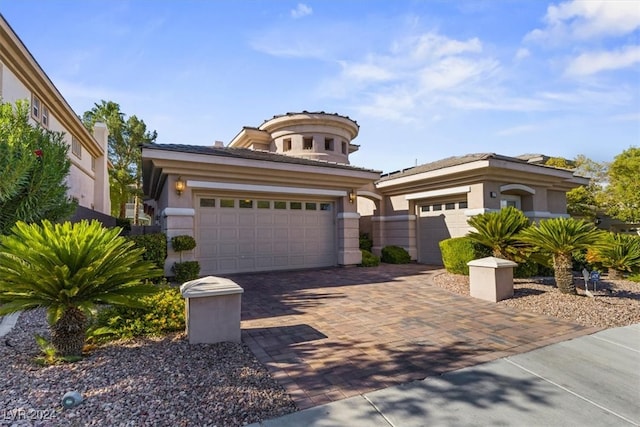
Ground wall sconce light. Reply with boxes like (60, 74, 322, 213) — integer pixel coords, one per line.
(489, 191, 497, 198)
(348, 189, 356, 204)
(175, 176, 186, 196)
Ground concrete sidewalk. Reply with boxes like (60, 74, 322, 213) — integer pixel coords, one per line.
(249, 323, 640, 426)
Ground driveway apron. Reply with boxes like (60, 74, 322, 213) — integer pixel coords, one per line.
(232, 264, 598, 410)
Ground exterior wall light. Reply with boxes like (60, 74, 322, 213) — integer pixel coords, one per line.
(349, 189, 357, 203)
(489, 191, 497, 198)
(175, 176, 186, 196)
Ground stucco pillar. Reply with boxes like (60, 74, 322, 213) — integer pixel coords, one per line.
(162, 207, 196, 276)
(91, 122, 110, 215)
(337, 212, 362, 265)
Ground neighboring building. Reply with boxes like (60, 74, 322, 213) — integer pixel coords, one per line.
(0, 14, 110, 215)
(360, 153, 590, 264)
(143, 111, 589, 276)
(142, 112, 380, 276)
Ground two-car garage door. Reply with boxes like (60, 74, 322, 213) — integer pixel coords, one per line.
(196, 196, 336, 275)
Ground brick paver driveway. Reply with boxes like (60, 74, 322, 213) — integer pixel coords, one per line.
(232, 264, 598, 409)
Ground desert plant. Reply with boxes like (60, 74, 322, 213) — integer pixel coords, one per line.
(0, 220, 161, 357)
(518, 217, 604, 294)
(381, 245, 411, 264)
(95, 285, 185, 340)
(587, 233, 640, 279)
(360, 249, 380, 267)
(467, 206, 530, 260)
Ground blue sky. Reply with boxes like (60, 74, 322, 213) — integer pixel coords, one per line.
(2, 0, 639, 173)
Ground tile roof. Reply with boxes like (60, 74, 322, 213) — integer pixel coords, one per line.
(142, 143, 380, 173)
(378, 152, 554, 181)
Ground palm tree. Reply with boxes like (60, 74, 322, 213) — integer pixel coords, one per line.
(0, 220, 161, 357)
(518, 217, 604, 294)
(588, 233, 640, 279)
(467, 206, 530, 259)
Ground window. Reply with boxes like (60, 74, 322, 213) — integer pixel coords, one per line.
(274, 201, 287, 209)
(303, 137, 313, 150)
(71, 136, 82, 159)
(200, 198, 216, 207)
(420, 206, 430, 212)
(341, 141, 348, 154)
(31, 95, 41, 120)
(91, 156, 96, 171)
(257, 200, 270, 209)
(41, 106, 49, 128)
(320, 203, 332, 211)
(445, 203, 455, 210)
(433, 204, 442, 211)
(283, 138, 292, 152)
(305, 202, 317, 210)
(324, 138, 334, 151)
(239, 199, 253, 208)
(220, 199, 235, 208)
(500, 195, 521, 210)
(290, 202, 302, 210)
(459, 201, 468, 209)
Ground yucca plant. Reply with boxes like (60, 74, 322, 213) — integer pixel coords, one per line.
(588, 233, 640, 279)
(0, 220, 161, 357)
(467, 206, 530, 260)
(518, 217, 604, 294)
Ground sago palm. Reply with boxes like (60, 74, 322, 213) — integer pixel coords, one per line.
(467, 206, 530, 260)
(518, 217, 603, 294)
(588, 233, 640, 279)
(0, 220, 161, 357)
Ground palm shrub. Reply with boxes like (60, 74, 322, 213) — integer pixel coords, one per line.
(587, 233, 640, 279)
(467, 206, 530, 260)
(0, 220, 161, 357)
(518, 217, 604, 294)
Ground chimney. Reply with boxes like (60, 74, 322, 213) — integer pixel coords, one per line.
(214, 140, 224, 148)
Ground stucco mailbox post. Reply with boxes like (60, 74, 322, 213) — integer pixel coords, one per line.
(467, 257, 518, 303)
(180, 276, 244, 344)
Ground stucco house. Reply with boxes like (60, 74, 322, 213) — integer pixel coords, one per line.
(359, 153, 590, 264)
(0, 14, 110, 215)
(143, 111, 589, 276)
(142, 112, 380, 276)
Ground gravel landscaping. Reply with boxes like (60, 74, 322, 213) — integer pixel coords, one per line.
(433, 272, 640, 328)
(2, 271, 639, 426)
(0, 309, 295, 427)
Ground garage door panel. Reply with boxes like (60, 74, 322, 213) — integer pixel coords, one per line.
(197, 197, 336, 275)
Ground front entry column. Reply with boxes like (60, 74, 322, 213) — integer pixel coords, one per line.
(337, 212, 362, 266)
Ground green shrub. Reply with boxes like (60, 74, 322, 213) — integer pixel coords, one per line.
(171, 235, 197, 252)
(440, 237, 478, 275)
(126, 233, 167, 272)
(172, 261, 200, 283)
(359, 233, 373, 252)
(95, 285, 185, 340)
(381, 245, 411, 264)
(360, 249, 380, 267)
(514, 258, 540, 278)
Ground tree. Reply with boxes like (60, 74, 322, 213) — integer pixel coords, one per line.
(518, 217, 604, 294)
(0, 220, 161, 357)
(0, 100, 76, 234)
(603, 147, 640, 223)
(467, 207, 530, 260)
(82, 101, 157, 221)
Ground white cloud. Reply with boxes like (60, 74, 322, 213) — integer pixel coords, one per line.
(526, 0, 640, 42)
(291, 3, 313, 19)
(340, 61, 395, 82)
(565, 45, 640, 76)
(608, 112, 640, 122)
(515, 48, 530, 61)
